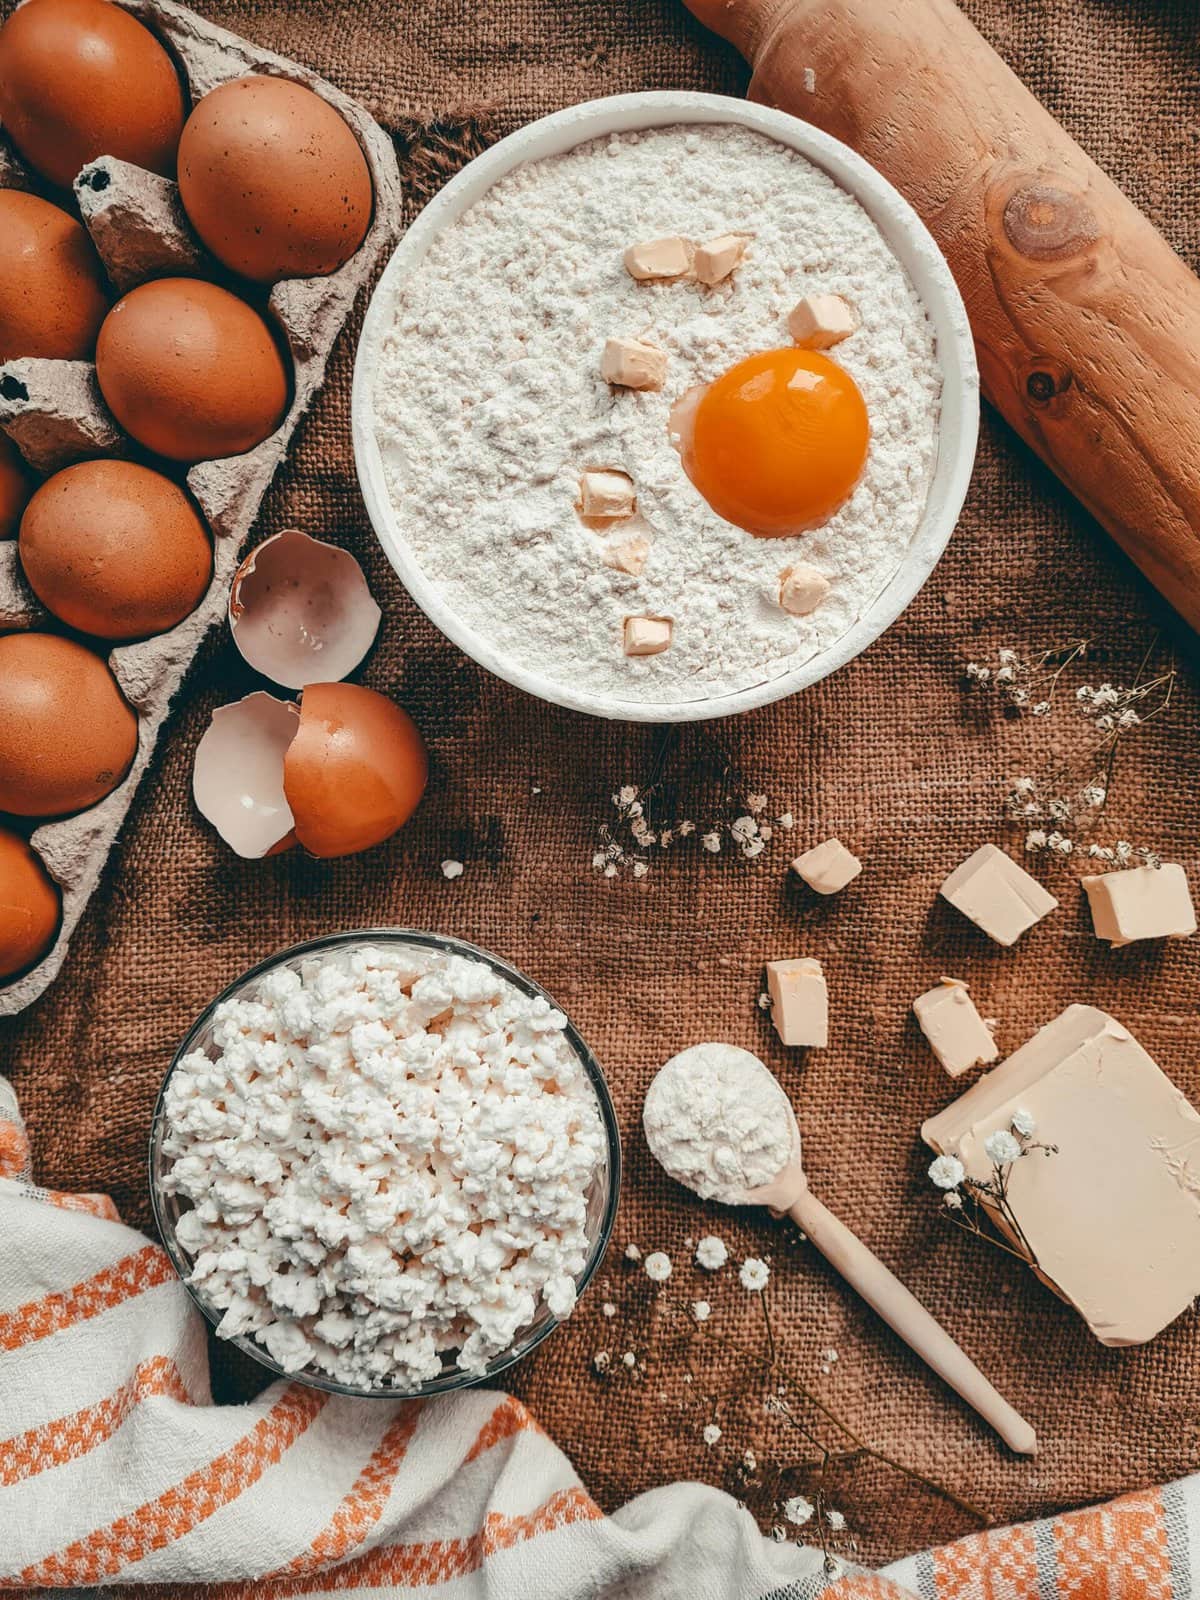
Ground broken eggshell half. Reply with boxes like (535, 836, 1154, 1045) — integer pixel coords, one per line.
(228, 529, 381, 691)
(193, 682, 428, 860)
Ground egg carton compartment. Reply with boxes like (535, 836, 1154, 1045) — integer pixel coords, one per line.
(0, 0, 402, 1015)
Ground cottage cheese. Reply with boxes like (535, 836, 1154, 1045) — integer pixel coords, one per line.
(159, 943, 609, 1390)
(372, 122, 941, 704)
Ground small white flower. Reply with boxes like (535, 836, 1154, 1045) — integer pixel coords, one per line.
(776, 812, 794, 830)
(621, 1351, 637, 1368)
(624, 1243, 642, 1262)
(757, 824, 773, 843)
(701, 832, 722, 854)
(440, 859, 465, 880)
(702, 1423, 722, 1446)
(1011, 1108, 1036, 1138)
(998, 648, 1019, 666)
(944, 1190, 963, 1211)
(995, 665, 1015, 683)
(603, 862, 619, 878)
(643, 1251, 671, 1283)
(928, 1154, 964, 1191)
(617, 786, 638, 805)
(743, 1448, 757, 1472)
(740, 837, 766, 859)
(1025, 829, 1047, 853)
(591, 851, 608, 870)
(632, 861, 649, 879)
(757, 991, 771, 1011)
(747, 794, 768, 814)
(1093, 684, 1119, 707)
(695, 1236, 728, 1271)
(692, 1300, 711, 1323)
(678, 820, 695, 836)
(1114, 840, 1134, 862)
(783, 1495, 814, 1526)
(1032, 700, 1052, 716)
(593, 1350, 611, 1373)
(1080, 784, 1107, 808)
(739, 1257, 770, 1293)
(985, 1129, 1023, 1166)
(826, 1509, 846, 1531)
(1013, 776, 1037, 794)
(1095, 714, 1115, 732)
(731, 815, 759, 842)
(602, 1302, 616, 1318)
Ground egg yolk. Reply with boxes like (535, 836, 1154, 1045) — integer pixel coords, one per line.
(684, 347, 869, 536)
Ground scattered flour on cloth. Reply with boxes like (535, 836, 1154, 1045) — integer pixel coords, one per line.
(373, 122, 941, 704)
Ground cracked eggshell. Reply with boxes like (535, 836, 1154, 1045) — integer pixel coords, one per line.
(284, 682, 428, 859)
(192, 691, 299, 860)
(229, 528, 381, 690)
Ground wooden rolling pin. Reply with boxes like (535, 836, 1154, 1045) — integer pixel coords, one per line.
(686, 0, 1200, 633)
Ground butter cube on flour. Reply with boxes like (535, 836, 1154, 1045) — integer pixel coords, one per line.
(602, 337, 668, 391)
(624, 615, 671, 656)
(766, 958, 828, 1048)
(693, 233, 750, 286)
(1082, 863, 1196, 948)
(787, 293, 858, 350)
(791, 837, 861, 895)
(604, 535, 649, 577)
(579, 469, 636, 520)
(913, 977, 998, 1078)
(779, 564, 830, 617)
(624, 236, 694, 281)
(940, 842, 1058, 947)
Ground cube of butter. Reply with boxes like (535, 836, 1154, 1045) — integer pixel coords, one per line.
(766, 957, 827, 1048)
(787, 292, 858, 350)
(624, 615, 671, 656)
(693, 233, 750, 287)
(624, 236, 693, 281)
(940, 843, 1058, 947)
(604, 534, 649, 577)
(1082, 863, 1196, 948)
(913, 977, 998, 1078)
(779, 563, 830, 617)
(791, 837, 861, 895)
(602, 337, 668, 391)
(579, 468, 636, 520)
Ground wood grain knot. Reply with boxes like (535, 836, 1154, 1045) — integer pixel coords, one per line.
(1023, 358, 1074, 406)
(1003, 183, 1098, 261)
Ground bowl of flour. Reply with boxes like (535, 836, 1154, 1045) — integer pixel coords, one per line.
(149, 931, 620, 1397)
(353, 92, 977, 721)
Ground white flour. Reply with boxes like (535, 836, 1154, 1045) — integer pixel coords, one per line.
(373, 123, 941, 704)
(643, 1042, 794, 1203)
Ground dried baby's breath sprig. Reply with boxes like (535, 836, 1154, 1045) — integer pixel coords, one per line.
(929, 1113, 1058, 1270)
(967, 633, 1175, 865)
(590, 727, 796, 877)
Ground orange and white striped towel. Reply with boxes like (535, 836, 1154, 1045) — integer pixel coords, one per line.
(3, 1073, 1195, 1599)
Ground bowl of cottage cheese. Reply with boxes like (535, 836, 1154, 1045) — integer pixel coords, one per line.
(353, 91, 978, 722)
(149, 931, 620, 1396)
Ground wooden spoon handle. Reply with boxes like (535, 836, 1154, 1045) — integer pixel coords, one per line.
(789, 1187, 1037, 1454)
(685, 0, 1200, 634)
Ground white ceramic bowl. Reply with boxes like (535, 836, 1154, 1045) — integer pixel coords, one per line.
(352, 91, 978, 723)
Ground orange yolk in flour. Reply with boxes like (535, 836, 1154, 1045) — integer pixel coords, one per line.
(676, 347, 869, 536)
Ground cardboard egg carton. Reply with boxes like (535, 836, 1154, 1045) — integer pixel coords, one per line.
(0, 0, 401, 1014)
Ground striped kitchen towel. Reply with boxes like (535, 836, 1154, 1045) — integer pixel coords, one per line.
(0, 1074, 1193, 1597)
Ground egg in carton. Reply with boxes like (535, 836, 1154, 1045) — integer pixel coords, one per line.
(0, 0, 402, 1014)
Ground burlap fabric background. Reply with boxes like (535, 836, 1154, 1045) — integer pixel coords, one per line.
(2, 0, 1198, 1567)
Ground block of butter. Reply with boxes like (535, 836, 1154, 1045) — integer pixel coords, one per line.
(766, 958, 827, 1048)
(913, 977, 998, 1077)
(923, 1005, 1200, 1346)
(940, 843, 1058, 947)
(1082, 863, 1196, 948)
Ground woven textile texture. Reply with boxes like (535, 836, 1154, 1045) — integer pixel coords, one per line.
(1, 0, 1198, 1568)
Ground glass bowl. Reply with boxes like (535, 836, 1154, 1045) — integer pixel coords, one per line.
(148, 929, 621, 1399)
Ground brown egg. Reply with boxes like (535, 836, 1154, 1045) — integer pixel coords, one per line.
(0, 433, 35, 540)
(19, 459, 212, 640)
(0, 190, 110, 361)
(178, 76, 372, 283)
(0, 632, 137, 816)
(95, 277, 289, 462)
(283, 683, 427, 858)
(0, 825, 60, 979)
(0, 0, 186, 188)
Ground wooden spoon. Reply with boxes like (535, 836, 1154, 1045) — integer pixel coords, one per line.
(644, 1044, 1036, 1455)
